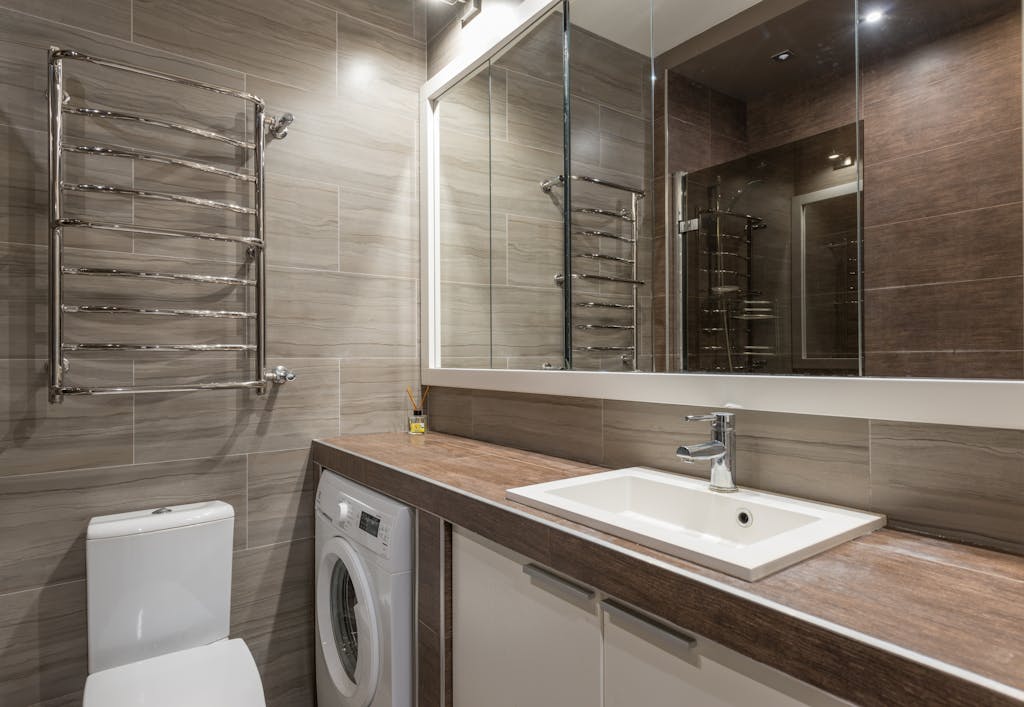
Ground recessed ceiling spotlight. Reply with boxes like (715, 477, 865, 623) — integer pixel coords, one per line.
(863, 9, 884, 23)
(771, 50, 793, 63)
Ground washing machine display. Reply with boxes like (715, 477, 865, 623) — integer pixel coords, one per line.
(316, 469, 414, 707)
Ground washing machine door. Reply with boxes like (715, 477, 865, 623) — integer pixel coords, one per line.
(317, 536, 382, 707)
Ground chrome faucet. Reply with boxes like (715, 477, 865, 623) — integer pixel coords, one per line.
(676, 412, 738, 492)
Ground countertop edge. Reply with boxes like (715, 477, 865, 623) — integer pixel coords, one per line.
(311, 437, 1024, 707)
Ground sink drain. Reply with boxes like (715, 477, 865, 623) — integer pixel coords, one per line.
(736, 509, 753, 527)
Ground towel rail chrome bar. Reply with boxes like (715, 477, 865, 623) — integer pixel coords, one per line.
(62, 266, 255, 287)
(576, 301, 635, 309)
(64, 144, 255, 181)
(52, 49, 265, 104)
(574, 346, 636, 352)
(58, 381, 267, 396)
(576, 252, 635, 265)
(576, 324, 636, 330)
(62, 182, 255, 214)
(64, 107, 253, 149)
(542, 174, 645, 196)
(62, 343, 256, 352)
(63, 305, 256, 319)
(58, 219, 263, 247)
(558, 272, 645, 286)
(573, 207, 634, 222)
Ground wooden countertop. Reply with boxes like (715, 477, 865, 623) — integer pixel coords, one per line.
(312, 432, 1024, 707)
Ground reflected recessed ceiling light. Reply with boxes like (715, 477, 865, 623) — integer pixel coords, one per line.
(771, 50, 793, 62)
(864, 10, 884, 23)
(827, 151, 841, 160)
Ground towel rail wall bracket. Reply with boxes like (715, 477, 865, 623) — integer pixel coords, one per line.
(47, 47, 296, 402)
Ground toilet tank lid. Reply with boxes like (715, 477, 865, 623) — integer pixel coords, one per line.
(88, 501, 234, 541)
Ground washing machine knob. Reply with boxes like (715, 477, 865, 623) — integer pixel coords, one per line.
(337, 501, 350, 524)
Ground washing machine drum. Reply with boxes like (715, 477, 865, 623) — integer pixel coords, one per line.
(317, 536, 382, 707)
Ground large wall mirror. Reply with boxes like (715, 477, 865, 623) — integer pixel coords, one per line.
(423, 0, 1023, 425)
(430, 0, 1023, 381)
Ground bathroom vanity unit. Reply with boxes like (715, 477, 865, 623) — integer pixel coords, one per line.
(311, 433, 1024, 707)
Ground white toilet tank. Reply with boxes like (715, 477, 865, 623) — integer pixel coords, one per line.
(86, 501, 234, 673)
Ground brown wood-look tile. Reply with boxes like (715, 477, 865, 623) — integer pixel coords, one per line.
(0, 579, 87, 707)
(0, 358, 133, 477)
(864, 203, 1023, 289)
(870, 421, 1024, 553)
(133, 0, 337, 92)
(133, 358, 340, 463)
(865, 350, 1024, 380)
(470, 390, 603, 464)
(666, 116, 709, 173)
(506, 215, 564, 288)
(0, 454, 247, 595)
(491, 285, 563, 362)
(666, 71, 709, 131)
(231, 538, 315, 707)
(862, 8, 1021, 165)
(864, 276, 1024, 354)
(570, 26, 647, 117)
(247, 449, 317, 549)
(426, 387, 475, 438)
(746, 72, 856, 153)
(417, 510, 442, 635)
(417, 621, 442, 707)
(864, 128, 1022, 227)
(603, 401, 872, 509)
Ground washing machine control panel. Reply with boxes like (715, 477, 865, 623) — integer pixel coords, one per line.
(318, 489, 394, 557)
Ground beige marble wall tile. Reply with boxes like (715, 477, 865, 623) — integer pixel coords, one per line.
(247, 448, 316, 549)
(0, 0, 130, 39)
(870, 421, 1024, 552)
(0, 7, 245, 133)
(0, 243, 46, 359)
(440, 281, 490, 363)
(133, 358, 340, 462)
(506, 214, 563, 287)
(471, 390, 603, 464)
(231, 538, 315, 707)
(133, 0, 337, 92)
(602, 399, 705, 471)
(324, 0, 422, 40)
(337, 13, 425, 118)
(340, 358, 421, 433)
(0, 455, 247, 595)
(268, 269, 418, 358)
(506, 70, 563, 154)
(440, 206, 501, 286)
(492, 285, 563, 360)
(340, 183, 419, 279)
(0, 358, 133, 477)
(491, 139, 563, 218)
(570, 27, 647, 117)
(266, 174, 340, 271)
(0, 579, 87, 707)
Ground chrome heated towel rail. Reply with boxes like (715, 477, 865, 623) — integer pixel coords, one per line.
(543, 174, 645, 370)
(47, 48, 296, 402)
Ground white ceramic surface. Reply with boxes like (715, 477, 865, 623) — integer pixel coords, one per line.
(507, 468, 885, 581)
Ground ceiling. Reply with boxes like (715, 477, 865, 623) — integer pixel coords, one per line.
(570, 0, 765, 55)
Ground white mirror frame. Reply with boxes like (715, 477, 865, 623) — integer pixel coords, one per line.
(420, 0, 1024, 429)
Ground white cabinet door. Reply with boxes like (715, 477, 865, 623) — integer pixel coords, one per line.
(452, 528, 602, 707)
(602, 600, 851, 707)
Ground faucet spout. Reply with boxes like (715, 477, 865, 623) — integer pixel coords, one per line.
(677, 412, 738, 492)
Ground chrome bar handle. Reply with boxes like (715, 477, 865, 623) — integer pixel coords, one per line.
(523, 564, 595, 602)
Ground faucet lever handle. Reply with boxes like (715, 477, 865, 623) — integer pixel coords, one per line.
(684, 414, 716, 422)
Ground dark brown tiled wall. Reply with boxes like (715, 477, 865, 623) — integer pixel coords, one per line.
(0, 1, 425, 705)
(429, 387, 1024, 555)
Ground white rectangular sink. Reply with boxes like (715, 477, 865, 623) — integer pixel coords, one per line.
(507, 467, 885, 581)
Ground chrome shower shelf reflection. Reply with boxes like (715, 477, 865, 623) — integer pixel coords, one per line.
(47, 47, 296, 401)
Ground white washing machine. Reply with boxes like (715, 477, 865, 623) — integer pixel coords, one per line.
(315, 468, 414, 707)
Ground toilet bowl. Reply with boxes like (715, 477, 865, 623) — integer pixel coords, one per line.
(82, 501, 266, 707)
